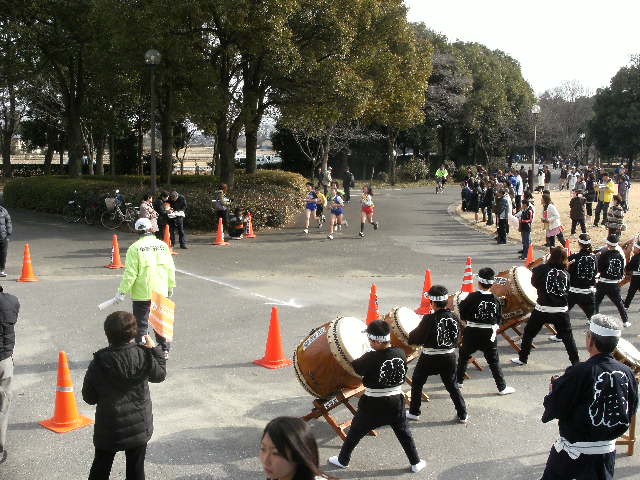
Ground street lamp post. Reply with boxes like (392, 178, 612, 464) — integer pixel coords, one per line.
(530, 104, 541, 192)
(580, 132, 586, 165)
(144, 49, 161, 192)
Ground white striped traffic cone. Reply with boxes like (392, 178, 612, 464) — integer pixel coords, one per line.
(461, 256, 475, 293)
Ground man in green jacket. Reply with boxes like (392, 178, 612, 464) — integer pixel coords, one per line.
(115, 218, 176, 359)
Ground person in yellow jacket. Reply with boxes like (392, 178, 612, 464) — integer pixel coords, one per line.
(593, 172, 616, 228)
(115, 217, 176, 359)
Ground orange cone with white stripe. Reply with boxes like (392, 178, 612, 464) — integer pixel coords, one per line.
(565, 239, 571, 256)
(366, 283, 381, 324)
(245, 212, 256, 238)
(104, 234, 125, 269)
(212, 218, 230, 246)
(525, 244, 535, 267)
(40, 351, 93, 433)
(163, 224, 178, 255)
(461, 256, 475, 293)
(415, 269, 433, 315)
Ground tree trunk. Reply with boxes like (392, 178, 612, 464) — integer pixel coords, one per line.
(245, 115, 259, 174)
(386, 129, 397, 185)
(1, 133, 12, 178)
(59, 150, 64, 165)
(213, 139, 220, 177)
(136, 119, 143, 175)
(43, 128, 54, 175)
(159, 106, 173, 186)
(109, 134, 116, 176)
(66, 105, 83, 177)
(321, 135, 329, 172)
(95, 135, 105, 175)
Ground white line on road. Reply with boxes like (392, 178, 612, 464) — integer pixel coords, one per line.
(175, 268, 303, 309)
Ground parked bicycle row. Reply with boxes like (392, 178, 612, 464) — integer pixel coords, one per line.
(63, 190, 139, 232)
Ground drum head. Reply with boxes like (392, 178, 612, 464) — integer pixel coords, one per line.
(394, 307, 421, 337)
(513, 266, 537, 305)
(616, 338, 640, 370)
(333, 317, 370, 362)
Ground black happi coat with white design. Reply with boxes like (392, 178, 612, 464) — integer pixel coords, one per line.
(598, 249, 625, 282)
(531, 264, 569, 308)
(408, 309, 461, 349)
(351, 346, 408, 417)
(458, 291, 502, 326)
(542, 354, 638, 443)
(568, 251, 597, 290)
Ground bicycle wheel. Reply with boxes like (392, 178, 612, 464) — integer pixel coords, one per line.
(84, 205, 99, 225)
(100, 210, 121, 230)
(124, 207, 139, 232)
(63, 204, 83, 223)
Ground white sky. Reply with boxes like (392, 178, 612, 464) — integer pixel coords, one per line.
(405, 0, 640, 96)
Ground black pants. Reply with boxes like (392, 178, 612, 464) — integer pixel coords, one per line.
(343, 185, 351, 202)
(155, 221, 166, 241)
(570, 219, 586, 235)
(456, 327, 506, 392)
(519, 310, 579, 365)
(338, 399, 419, 466)
(541, 447, 615, 480)
(132, 300, 170, 353)
(170, 216, 187, 248)
(568, 292, 595, 320)
(409, 353, 466, 419)
(515, 195, 522, 211)
(595, 282, 628, 324)
(0, 238, 7, 271)
(486, 209, 493, 225)
(89, 444, 147, 480)
(585, 201, 593, 217)
(547, 232, 566, 248)
(593, 201, 609, 226)
(624, 277, 640, 308)
(497, 219, 508, 244)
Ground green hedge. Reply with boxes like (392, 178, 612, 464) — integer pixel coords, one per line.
(3, 171, 307, 231)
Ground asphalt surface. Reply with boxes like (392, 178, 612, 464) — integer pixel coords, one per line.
(2, 183, 639, 480)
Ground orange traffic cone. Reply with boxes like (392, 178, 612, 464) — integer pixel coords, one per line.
(366, 283, 381, 324)
(415, 269, 433, 315)
(40, 351, 93, 433)
(104, 234, 125, 269)
(254, 307, 292, 369)
(245, 212, 256, 238)
(461, 256, 475, 293)
(565, 239, 571, 256)
(17, 243, 39, 282)
(212, 218, 230, 246)
(163, 224, 178, 255)
(525, 244, 535, 267)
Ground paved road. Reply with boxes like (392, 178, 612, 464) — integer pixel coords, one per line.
(3, 185, 639, 479)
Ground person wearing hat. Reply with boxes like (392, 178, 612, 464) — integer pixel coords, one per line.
(407, 285, 467, 423)
(593, 172, 615, 227)
(455, 268, 515, 396)
(114, 217, 176, 358)
(328, 320, 426, 473)
(539, 314, 638, 480)
(594, 234, 630, 327)
(623, 238, 640, 309)
(513, 246, 579, 367)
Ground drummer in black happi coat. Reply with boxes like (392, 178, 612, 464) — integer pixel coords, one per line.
(595, 234, 630, 327)
(328, 320, 426, 473)
(406, 285, 467, 423)
(540, 314, 638, 480)
(455, 267, 515, 395)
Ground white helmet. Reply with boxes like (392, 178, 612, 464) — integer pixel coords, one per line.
(134, 218, 152, 232)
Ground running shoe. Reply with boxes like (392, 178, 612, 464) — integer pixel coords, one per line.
(328, 456, 347, 469)
(359, 232, 365, 238)
(411, 460, 427, 473)
(327, 234, 334, 240)
(303, 228, 308, 234)
(498, 386, 515, 395)
(373, 221, 379, 230)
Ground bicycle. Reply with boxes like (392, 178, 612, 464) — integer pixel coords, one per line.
(100, 190, 139, 231)
(83, 193, 105, 225)
(63, 191, 85, 223)
(435, 178, 446, 194)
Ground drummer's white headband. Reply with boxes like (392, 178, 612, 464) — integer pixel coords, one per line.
(578, 238, 591, 245)
(367, 334, 391, 342)
(477, 276, 494, 284)
(606, 240, 618, 246)
(589, 322, 621, 338)
(429, 295, 448, 301)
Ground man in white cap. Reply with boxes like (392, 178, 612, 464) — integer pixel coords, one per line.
(115, 218, 176, 358)
(539, 314, 637, 479)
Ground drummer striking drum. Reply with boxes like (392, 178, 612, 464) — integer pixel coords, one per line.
(328, 320, 426, 473)
(512, 246, 580, 366)
(455, 268, 515, 395)
(540, 314, 638, 480)
(595, 234, 630, 327)
(406, 285, 468, 423)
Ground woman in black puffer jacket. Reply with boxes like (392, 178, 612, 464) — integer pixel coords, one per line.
(82, 311, 166, 480)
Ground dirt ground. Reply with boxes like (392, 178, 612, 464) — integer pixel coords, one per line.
(458, 183, 640, 251)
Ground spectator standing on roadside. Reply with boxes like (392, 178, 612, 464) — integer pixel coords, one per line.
(139, 194, 159, 234)
(593, 173, 616, 228)
(214, 184, 231, 233)
(320, 167, 332, 196)
(567, 169, 578, 191)
(483, 180, 495, 226)
(168, 191, 187, 249)
(516, 199, 533, 259)
(542, 194, 566, 248)
(83, 311, 166, 480)
(153, 191, 170, 240)
(544, 165, 551, 191)
(115, 218, 176, 359)
(536, 169, 545, 192)
(496, 190, 509, 245)
(569, 190, 586, 235)
(617, 167, 631, 212)
(585, 172, 596, 220)
(606, 195, 626, 236)
(342, 167, 355, 203)
(559, 166, 568, 191)
(0, 205, 12, 277)
(0, 286, 19, 464)
(513, 171, 524, 210)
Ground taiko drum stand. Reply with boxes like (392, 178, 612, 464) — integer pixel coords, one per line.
(497, 315, 557, 352)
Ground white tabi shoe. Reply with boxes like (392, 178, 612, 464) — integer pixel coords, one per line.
(549, 335, 562, 342)
(411, 459, 427, 473)
(624, 321, 632, 327)
(498, 386, 515, 396)
(457, 415, 469, 424)
(511, 358, 526, 365)
(455, 383, 464, 389)
(328, 456, 347, 469)
(405, 411, 420, 421)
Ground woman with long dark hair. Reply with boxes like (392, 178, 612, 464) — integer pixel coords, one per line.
(260, 417, 329, 480)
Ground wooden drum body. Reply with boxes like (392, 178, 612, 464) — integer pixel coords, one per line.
(293, 317, 370, 399)
(491, 266, 537, 322)
(384, 307, 422, 355)
(615, 338, 640, 375)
